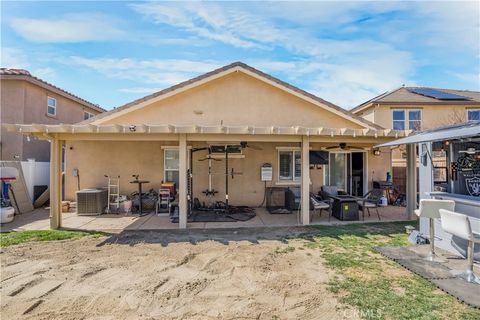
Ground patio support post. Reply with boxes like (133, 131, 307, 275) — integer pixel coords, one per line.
(406, 143, 417, 220)
(178, 134, 188, 229)
(301, 135, 310, 225)
(49, 139, 63, 229)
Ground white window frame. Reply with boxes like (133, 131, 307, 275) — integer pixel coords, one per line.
(467, 109, 480, 122)
(392, 109, 422, 131)
(84, 111, 94, 120)
(161, 146, 192, 187)
(164, 148, 180, 184)
(392, 109, 405, 130)
(277, 147, 301, 184)
(407, 109, 422, 131)
(47, 96, 56, 116)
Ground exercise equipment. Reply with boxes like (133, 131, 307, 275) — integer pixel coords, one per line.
(186, 145, 246, 217)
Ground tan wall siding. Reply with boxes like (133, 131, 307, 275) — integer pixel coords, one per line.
(64, 140, 390, 205)
(368, 104, 480, 131)
(1, 80, 102, 161)
(1, 80, 25, 160)
(357, 104, 480, 163)
(105, 72, 363, 129)
(367, 148, 392, 188)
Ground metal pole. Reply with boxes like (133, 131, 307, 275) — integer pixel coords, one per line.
(225, 149, 229, 214)
(406, 144, 417, 220)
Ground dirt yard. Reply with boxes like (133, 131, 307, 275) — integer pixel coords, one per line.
(1, 228, 356, 320)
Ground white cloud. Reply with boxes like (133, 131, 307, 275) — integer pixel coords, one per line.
(448, 71, 480, 88)
(33, 67, 56, 78)
(69, 56, 223, 86)
(10, 13, 124, 43)
(1, 47, 30, 68)
(128, 2, 417, 107)
(249, 53, 414, 108)
(118, 87, 162, 94)
(130, 2, 270, 49)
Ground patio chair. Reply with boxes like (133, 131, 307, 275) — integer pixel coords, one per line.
(320, 185, 348, 199)
(357, 188, 383, 221)
(155, 188, 172, 215)
(439, 209, 480, 284)
(414, 199, 455, 261)
(310, 193, 332, 222)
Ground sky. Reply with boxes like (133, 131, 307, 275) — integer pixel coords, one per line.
(1, 1, 479, 110)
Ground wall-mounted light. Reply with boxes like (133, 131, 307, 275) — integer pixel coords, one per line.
(129, 125, 136, 132)
(373, 149, 381, 156)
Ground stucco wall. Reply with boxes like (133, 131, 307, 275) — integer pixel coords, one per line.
(1, 79, 102, 161)
(370, 104, 479, 131)
(64, 140, 391, 205)
(357, 103, 480, 161)
(1, 80, 25, 160)
(104, 72, 363, 129)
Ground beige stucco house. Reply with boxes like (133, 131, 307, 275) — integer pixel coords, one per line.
(4, 62, 411, 229)
(1, 68, 105, 161)
(351, 87, 480, 162)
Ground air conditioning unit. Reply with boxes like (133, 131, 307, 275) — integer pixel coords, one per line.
(76, 189, 108, 216)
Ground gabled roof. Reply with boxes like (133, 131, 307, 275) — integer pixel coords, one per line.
(0, 68, 105, 113)
(351, 86, 480, 114)
(82, 61, 382, 129)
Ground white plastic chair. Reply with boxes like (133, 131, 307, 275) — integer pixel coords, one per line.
(414, 199, 455, 261)
(439, 209, 480, 284)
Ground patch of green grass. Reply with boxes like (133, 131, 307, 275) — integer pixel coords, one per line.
(0, 230, 103, 247)
(300, 221, 480, 320)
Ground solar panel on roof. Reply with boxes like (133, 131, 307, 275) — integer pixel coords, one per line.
(408, 88, 471, 100)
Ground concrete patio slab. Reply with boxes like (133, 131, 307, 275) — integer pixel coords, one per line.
(1, 205, 411, 233)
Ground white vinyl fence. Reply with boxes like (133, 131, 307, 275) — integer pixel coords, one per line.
(21, 159, 50, 200)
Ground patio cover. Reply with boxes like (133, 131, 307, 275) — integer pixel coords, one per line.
(375, 121, 480, 147)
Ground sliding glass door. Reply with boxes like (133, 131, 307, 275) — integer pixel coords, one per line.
(327, 151, 366, 194)
(329, 153, 347, 191)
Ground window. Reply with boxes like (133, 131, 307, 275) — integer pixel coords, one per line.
(278, 150, 301, 182)
(408, 110, 422, 130)
(47, 97, 56, 116)
(84, 111, 94, 120)
(392, 110, 405, 130)
(164, 149, 179, 187)
(392, 109, 422, 130)
(467, 109, 480, 122)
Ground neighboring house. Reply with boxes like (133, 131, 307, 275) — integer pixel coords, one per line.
(351, 86, 480, 192)
(351, 86, 480, 160)
(4, 62, 409, 229)
(0, 68, 105, 161)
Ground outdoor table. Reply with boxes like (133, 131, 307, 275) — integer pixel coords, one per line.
(328, 195, 359, 221)
(129, 180, 150, 215)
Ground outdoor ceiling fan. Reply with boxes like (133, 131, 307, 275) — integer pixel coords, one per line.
(325, 143, 364, 151)
(239, 141, 263, 150)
